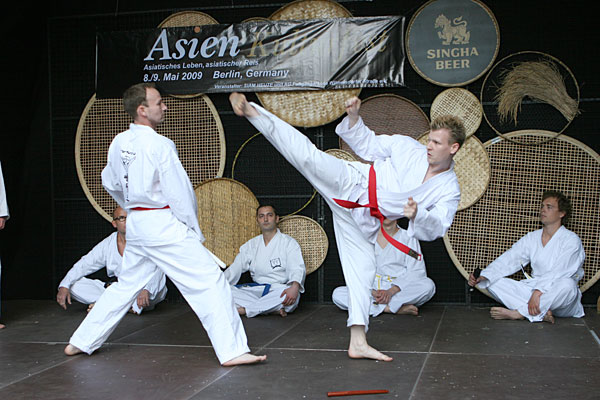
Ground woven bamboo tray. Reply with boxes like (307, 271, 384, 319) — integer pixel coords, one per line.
(339, 94, 430, 163)
(195, 178, 260, 266)
(445, 130, 600, 294)
(278, 215, 329, 275)
(430, 88, 482, 138)
(75, 94, 225, 221)
(480, 51, 580, 145)
(256, 0, 360, 127)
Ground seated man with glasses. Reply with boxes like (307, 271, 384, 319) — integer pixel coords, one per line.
(56, 206, 167, 314)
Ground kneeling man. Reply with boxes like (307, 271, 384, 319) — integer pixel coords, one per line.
(469, 190, 585, 323)
(224, 205, 306, 317)
(332, 218, 435, 316)
(57, 206, 167, 314)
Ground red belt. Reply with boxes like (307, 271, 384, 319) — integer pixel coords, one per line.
(333, 165, 422, 261)
(131, 205, 170, 211)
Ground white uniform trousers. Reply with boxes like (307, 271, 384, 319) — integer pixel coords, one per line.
(332, 276, 435, 317)
(70, 277, 167, 314)
(486, 277, 584, 322)
(231, 283, 300, 317)
(68, 230, 250, 364)
(249, 113, 376, 331)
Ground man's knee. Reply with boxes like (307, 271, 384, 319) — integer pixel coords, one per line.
(332, 286, 349, 310)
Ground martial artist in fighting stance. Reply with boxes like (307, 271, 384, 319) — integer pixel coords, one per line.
(230, 93, 465, 361)
(332, 218, 435, 317)
(469, 190, 585, 323)
(56, 206, 167, 315)
(0, 161, 8, 330)
(65, 83, 265, 366)
(224, 205, 305, 318)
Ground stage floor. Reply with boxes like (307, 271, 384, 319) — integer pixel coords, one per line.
(0, 300, 599, 399)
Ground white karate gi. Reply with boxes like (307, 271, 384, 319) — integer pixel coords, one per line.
(246, 103, 459, 330)
(0, 162, 8, 321)
(332, 228, 435, 316)
(224, 229, 306, 317)
(477, 226, 585, 322)
(59, 232, 167, 314)
(68, 123, 249, 364)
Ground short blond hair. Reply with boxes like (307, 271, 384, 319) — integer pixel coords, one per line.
(430, 115, 466, 148)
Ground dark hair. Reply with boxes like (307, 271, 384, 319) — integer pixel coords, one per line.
(123, 83, 156, 120)
(430, 114, 466, 148)
(256, 204, 278, 216)
(542, 190, 572, 225)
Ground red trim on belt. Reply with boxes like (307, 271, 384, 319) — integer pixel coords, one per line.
(131, 205, 170, 211)
(333, 165, 422, 261)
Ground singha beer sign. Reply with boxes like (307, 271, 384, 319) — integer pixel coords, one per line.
(406, 0, 499, 86)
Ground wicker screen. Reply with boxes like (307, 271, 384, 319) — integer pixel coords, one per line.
(75, 94, 226, 221)
(256, 0, 360, 128)
(445, 130, 600, 294)
(481, 51, 580, 145)
(430, 88, 482, 138)
(195, 178, 260, 266)
(340, 94, 430, 163)
(418, 134, 490, 211)
(278, 215, 329, 275)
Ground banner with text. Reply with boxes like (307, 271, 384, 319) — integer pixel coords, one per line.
(96, 16, 404, 98)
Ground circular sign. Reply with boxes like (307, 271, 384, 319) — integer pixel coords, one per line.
(406, 0, 500, 86)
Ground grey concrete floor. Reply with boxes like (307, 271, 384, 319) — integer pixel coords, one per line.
(0, 300, 599, 399)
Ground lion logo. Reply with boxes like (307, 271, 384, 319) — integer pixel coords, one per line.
(435, 14, 470, 45)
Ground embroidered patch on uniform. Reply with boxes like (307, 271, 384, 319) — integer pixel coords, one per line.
(270, 258, 282, 269)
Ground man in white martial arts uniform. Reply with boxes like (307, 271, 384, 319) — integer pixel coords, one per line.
(332, 218, 435, 317)
(64, 83, 265, 366)
(230, 93, 465, 361)
(0, 161, 9, 330)
(224, 205, 306, 318)
(469, 190, 585, 323)
(56, 206, 167, 315)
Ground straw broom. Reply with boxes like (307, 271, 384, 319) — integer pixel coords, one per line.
(495, 60, 579, 125)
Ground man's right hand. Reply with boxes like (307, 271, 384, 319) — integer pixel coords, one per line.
(468, 273, 487, 287)
(57, 287, 71, 310)
(344, 96, 361, 127)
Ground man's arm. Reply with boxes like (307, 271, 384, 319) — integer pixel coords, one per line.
(223, 241, 253, 285)
(477, 235, 531, 288)
(57, 234, 114, 309)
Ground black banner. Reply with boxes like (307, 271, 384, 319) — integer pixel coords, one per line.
(96, 16, 404, 98)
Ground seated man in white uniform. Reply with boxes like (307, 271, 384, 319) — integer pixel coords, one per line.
(332, 217, 435, 316)
(0, 161, 9, 330)
(230, 93, 465, 361)
(469, 190, 585, 323)
(56, 206, 167, 314)
(224, 205, 305, 318)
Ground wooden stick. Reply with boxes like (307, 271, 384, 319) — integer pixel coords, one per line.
(327, 389, 389, 397)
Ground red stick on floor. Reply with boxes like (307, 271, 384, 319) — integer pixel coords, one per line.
(327, 390, 389, 397)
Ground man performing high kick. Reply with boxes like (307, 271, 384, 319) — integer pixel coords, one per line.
(230, 93, 465, 361)
(64, 83, 265, 366)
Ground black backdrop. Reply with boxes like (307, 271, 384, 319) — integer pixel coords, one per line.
(0, 1, 598, 307)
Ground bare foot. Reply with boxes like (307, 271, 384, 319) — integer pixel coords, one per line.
(348, 326, 392, 362)
(278, 308, 288, 318)
(229, 93, 259, 118)
(222, 353, 267, 366)
(87, 303, 95, 313)
(389, 304, 419, 315)
(237, 307, 246, 316)
(490, 307, 525, 320)
(0, 323, 5, 330)
(64, 344, 84, 356)
(348, 342, 393, 362)
(543, 310, 555, 324)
